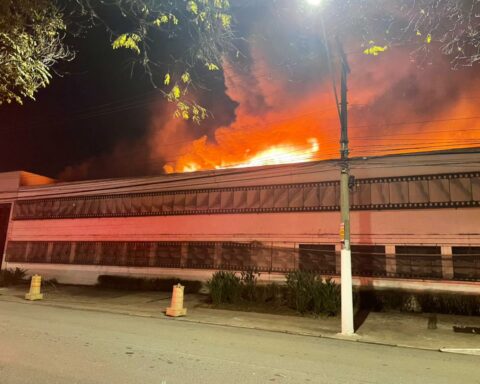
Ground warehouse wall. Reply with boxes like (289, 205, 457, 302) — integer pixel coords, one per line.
(6, 209, 479, 245)
(2, 151, 479, 289)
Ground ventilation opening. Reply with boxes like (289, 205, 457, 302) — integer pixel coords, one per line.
(395, 246, 442, 278)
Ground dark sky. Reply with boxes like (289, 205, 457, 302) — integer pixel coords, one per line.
(0, 4, 240, 180)
(0, 24, 153, 177)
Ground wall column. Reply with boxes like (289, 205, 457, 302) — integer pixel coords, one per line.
(385, 245, 396, 276)
(180, 242, 188, 268)
(94, 242, 102, 265)
(46, 242, 53, 263)
(441, 246, 454, 279)
(69, 242, 77, 264)
(214, 243, 222, 269)
(148, 242, 157, 267)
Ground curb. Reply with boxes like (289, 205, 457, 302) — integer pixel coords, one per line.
(440, 348, 480, 356)
(0, 295, 468, 353)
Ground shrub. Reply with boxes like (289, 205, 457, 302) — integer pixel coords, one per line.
(312, 278, 341, 316)
(207, 271, 242, 305)
(254, 283, 286, 306)
(285, 272, 341, 315)
(285, 270, 316, 314)
(0, 268, 27, 286)
(97, 275, 202, 294)
(240, 269, 260, 301)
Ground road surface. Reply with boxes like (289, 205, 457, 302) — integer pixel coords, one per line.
(0, 301, 478, 384)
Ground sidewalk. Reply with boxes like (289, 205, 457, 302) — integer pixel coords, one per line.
(1, 284, 479, 353)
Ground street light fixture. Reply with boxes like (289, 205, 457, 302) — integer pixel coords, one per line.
(306, 0, 324, 6)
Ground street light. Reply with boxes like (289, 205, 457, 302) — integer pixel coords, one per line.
(306, 0, 324, 6)
(305, 0, 355, 336)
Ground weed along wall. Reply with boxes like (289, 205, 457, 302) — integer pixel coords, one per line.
(1, 150, 479, 292)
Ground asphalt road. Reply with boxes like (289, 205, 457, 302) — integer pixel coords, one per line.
(0, 301, 478, 384)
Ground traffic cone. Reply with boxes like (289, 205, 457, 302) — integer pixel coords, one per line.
(166, 284, 187, 317)
(25, 274, 43, 301)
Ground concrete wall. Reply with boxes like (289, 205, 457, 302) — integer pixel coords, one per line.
(2, 151, 479, 290)
(7, 208, 479, 246)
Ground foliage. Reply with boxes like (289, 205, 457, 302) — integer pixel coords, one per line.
(207, 270, 340, 316)
(319, 0, 480, 68)
(74, 0, 234, 123)
(285, 270, 316, 314)
(206, 270, 242, 305)
(312, 277, 341, 316)
(0, 0, 73, 105)
(240, 269, 260, 301)
(286, 271, 341, 316)
(397, 0, 480, 67)
(0, 268, 28, 286)
(97, 275, 202, 294)
(2, 0, 478, 118)
(254, 283, 285, 306)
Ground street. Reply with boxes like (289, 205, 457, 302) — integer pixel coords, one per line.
(0, 301, 478, 384)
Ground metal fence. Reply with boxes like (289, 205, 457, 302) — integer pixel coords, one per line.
(4, 240, 480, 281)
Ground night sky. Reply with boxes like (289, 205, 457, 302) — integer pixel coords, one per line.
(1, 1, 479, 181)
(0, 22, 222, 178)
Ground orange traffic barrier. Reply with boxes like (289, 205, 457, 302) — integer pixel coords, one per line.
(25, 274, 43, 301)
(166, 284, 187, 317)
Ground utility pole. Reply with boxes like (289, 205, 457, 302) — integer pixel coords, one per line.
(337, 39, 355, 336)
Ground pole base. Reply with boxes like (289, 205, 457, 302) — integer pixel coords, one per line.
(335, 332, 360, 340)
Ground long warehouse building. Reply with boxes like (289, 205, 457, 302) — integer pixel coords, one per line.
(0, 149, 479, 292)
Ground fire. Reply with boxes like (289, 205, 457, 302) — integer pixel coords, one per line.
(164, 138, 321, 174)
(216, 138, 319, 170)
(159, 47, 480, 176)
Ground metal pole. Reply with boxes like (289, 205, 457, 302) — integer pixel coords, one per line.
(339, 45, 355, 336)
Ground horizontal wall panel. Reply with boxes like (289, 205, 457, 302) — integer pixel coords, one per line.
(450, 178, 471, 202)
(11, 172, 480, 220)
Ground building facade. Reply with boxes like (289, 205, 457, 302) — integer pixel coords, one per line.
(1, 150, 479, 292)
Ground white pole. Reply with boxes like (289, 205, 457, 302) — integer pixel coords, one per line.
(341, 249, 354, 335)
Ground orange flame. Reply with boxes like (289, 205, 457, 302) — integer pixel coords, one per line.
(161, 48, 480, 175)
(215, 138, 319, 170)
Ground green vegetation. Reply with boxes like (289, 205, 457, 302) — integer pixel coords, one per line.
(2, 1, 477, 114)
(0, 267, 28, 286)
(285, 271, 341, 315)
(1, 0, 233, 121)
(207, 270, 341, 316)
(0, 0, 71, 105)
(206, 270, 242, 305)
(207, 270, 479, 317)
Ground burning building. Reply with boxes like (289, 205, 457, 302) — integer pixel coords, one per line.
(0, 148, 479, 292)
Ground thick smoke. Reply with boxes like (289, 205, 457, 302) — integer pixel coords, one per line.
(60, 2, 480, 180)
(164, 41, 480, 173)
